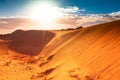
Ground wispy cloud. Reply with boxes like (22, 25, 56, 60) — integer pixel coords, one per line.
(0, 17, 41, 33)
(52, 11, 120, 28)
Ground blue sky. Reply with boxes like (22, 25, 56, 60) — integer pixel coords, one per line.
(59, 0, 120, 14)
(0, 0, 120, 16)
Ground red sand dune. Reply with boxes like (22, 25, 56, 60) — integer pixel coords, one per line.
(0, 20, 120, 80)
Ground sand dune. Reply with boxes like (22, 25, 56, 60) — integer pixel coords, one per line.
(0, 20, 120, 80)
(0, 30, 55, 55)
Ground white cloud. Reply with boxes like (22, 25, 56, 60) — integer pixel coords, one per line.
(55, 11, 120, 28)
(57, 6, 85, 13)
(109, 11, 120, 16)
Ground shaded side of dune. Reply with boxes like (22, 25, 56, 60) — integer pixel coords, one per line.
(0, 30, 55, 55)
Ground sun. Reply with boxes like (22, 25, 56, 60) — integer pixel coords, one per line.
(29, 2, 62, 23)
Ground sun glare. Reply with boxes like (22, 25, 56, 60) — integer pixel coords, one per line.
(29, 3, 62, 23)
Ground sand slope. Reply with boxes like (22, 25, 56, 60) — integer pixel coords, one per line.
(0, 20, 120, 80)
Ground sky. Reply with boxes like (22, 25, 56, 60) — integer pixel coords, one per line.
(0, 0, 120, 16)
(0, 0, 120, 34)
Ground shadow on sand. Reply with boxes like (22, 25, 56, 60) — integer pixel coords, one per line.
(0, 30, 55, 56)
